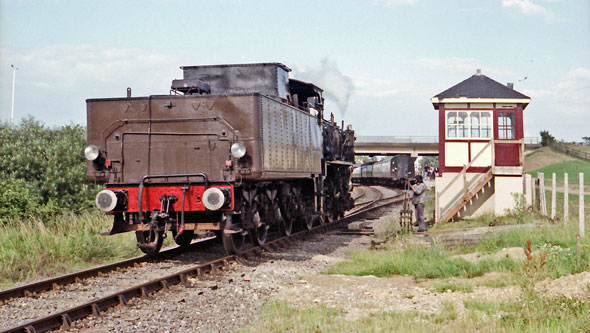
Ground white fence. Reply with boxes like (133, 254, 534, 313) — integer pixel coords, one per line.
(536, 172, 585, 237)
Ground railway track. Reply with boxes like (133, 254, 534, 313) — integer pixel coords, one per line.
(1, 186, 395, 333)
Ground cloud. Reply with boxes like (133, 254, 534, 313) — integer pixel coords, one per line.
(0, 43, 221, 125)
(294, 58, 355, 117)
(526, 67, 590, 115)
(501, 0, 553, 18)
(353, 77, 401, 98)
(411, 56, 517, 78)
(372, 0, 416, 7)
(521, 67, 590, 141)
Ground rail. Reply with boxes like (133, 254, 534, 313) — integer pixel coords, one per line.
(1, 189, 400, 333)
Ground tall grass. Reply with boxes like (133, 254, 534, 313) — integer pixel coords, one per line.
(473, 224, 590, 279)
(0, 211, 140, 286)
(327, 223, 590, 281)
(326, 241, 518, 279)
(244, 296, 590, 332)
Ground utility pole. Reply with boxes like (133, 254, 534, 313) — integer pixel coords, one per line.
(11, 64, 19, 124)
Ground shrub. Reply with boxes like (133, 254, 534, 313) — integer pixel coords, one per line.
(0, 118, 100, 222)
(540, 130, 555, 146)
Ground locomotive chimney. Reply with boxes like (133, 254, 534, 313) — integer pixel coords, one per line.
(127, 87, 132, 98)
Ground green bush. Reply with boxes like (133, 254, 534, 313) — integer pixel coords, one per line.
(0, 117, 100, 222)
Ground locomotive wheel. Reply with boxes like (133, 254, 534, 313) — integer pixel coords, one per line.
(301, 214, 314, 230)
(249, 204, 268, 246)
(277, 206, 293, 236)
(222, 229, 246, 254)
(325, 211, 338, 223)
(135, 230, 164, 257)
(172, 228, 194, 249)
(251, 224, 269, 245)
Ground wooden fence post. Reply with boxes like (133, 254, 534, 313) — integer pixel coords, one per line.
(578, 172, 584, 237)
(563, 173, 570, 223)
(539, 172, 547, 216)
(435, 191, 440, 222)
(531, 176, 537, 210)
(551, 173, 556, 220)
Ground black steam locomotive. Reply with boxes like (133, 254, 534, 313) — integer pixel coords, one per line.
(352, 155, 415, 188)
(85, 63, 355, 255)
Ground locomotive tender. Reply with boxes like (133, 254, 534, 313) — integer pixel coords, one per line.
(85, 63, 355, 255)
(352, 155, 415, 187)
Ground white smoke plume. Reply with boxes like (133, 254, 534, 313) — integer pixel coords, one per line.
(295, 58, 354, 118)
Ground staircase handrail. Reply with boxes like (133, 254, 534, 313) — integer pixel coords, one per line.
(436, 138, 524, 221)
(438, 139, 494, 199)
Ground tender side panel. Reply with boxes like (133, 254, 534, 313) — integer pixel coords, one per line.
(259, 95, 322, 177)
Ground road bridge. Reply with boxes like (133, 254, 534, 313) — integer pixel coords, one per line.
(354, 136, 541, 156)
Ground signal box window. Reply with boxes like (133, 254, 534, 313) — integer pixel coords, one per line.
(498, 113, 515, 139)
(446, 111, 492, 139)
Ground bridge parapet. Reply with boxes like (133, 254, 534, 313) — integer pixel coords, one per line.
(354, 136, 541, 156)
(356, 136, 540, 145)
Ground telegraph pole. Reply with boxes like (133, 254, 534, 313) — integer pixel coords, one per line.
(11, 64, 19, 124)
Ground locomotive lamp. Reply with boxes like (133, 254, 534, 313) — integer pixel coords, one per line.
(202, 187, 231, 210)
(84, 145, 100, 161)
(230, 142, 247, 158)
(85, 144, 107, 170)
(95, 189, 127, 212)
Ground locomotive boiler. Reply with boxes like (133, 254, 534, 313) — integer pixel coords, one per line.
(85, 63, 355, 255)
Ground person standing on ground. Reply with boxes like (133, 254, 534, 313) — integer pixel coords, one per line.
(408, 175, 427, 232)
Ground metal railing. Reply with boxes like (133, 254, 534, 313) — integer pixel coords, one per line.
(356, 136, 540, 145)
(355, 136, 438, 143)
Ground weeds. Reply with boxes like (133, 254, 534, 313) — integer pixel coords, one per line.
(431, 279, 473, 293)
(326, 242, 517, 279)
(0, 211, 140, 286)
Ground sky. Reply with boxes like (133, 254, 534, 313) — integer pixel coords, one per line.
(0, 0, 588, 141)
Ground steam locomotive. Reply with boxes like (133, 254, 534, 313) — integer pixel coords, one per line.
(85, 63, 355, 255)
(352, 155, 415, 188)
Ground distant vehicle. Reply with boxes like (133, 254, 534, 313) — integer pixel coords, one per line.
(352, 155, 415, 188)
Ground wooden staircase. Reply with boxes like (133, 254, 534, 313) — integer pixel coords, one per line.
(437, 168, 494, 223)
(436, 139, 524, 223)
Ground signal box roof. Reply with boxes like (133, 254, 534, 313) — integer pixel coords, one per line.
(431, 71, 530, 109)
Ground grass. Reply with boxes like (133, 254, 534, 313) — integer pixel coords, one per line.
(328, 222, 590, 281)
(430, 279, 473, 293)
(528, 160, 590, 185)
(242, 221, 590, 332)
(0, 211, 141, 287)
(243, 294, 590, 332)
(240, 300, 444, 332)
(325, 241, 519, 279)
